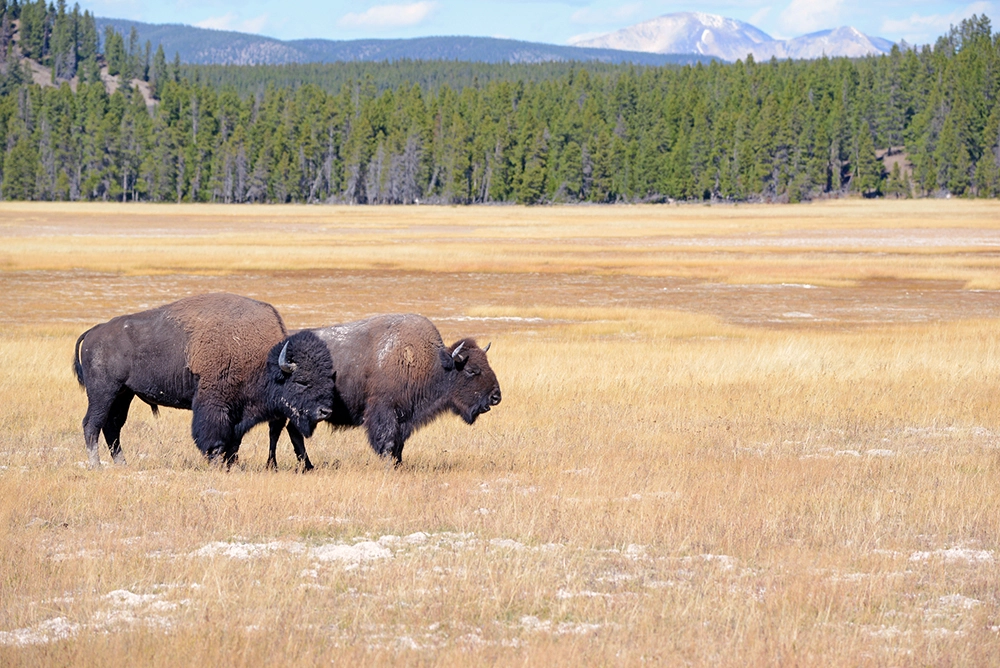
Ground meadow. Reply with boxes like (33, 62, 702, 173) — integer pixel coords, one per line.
(1, 199, 999, 665)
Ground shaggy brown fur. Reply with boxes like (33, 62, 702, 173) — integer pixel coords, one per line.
(168, 293, 287, 392)
(368, 314, 447, 405)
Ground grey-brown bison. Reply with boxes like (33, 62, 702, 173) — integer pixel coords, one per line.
(74, 293, 335, 469)
(269, 314, 501, 468)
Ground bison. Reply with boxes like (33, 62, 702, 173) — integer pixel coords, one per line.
(74, 293, 335, 469)
(269, 314, 501, 469)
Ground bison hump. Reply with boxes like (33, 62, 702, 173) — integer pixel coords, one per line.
(166, 293, 287, 380)
(374, 316, 442, 379)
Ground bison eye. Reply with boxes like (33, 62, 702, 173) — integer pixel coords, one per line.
(294, 380, 310, 388)
(464, 367, 480, 377)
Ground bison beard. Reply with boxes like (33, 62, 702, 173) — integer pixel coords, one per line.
(269, 314, 502, 468)
(74, 294, 335, 469)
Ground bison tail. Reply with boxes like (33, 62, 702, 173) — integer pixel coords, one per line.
(73, 328, 93, 387)
(138, 397, 160, 417)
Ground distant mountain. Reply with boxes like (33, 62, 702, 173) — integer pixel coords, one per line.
(94, 18, 713, 66)
(287, 35, 708, 65)
(573, 12, 893, 61)
(573, 13, 772, 60)
(781, 27, 895, 60)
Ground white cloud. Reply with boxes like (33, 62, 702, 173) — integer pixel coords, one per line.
(338, 2, 439, 30)
(748, 6, 772, 28)
(194, 12, 271, 34)
(880, 1, 993, 45)
(779, 0, 845, 35)
(240, 14, 271, 35)
(195, 12, 238, 30)
(570, 3, 644, 26)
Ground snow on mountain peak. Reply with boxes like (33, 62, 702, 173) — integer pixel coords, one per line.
(574, 12, 892, 62)
(691, 12, 727, 29)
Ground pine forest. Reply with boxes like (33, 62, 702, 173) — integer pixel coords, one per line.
(0, 1, 999, 205)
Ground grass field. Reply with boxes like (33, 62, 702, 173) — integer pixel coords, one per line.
(1, 200, 999, 665)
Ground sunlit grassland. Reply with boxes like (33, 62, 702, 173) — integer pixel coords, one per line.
(1, 200, 1000, 665)
(4, 199, 1000, 286)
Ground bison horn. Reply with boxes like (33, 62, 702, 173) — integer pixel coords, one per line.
(483, 342, 491, 353)
(451, 342, 466, 359)
(278, 341, 297, 374)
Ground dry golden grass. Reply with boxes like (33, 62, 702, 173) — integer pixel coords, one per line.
(4, 199, 1000, 286)
(1, 200, 1000, 665)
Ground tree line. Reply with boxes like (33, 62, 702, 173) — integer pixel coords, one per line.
(180, 60, 677, 97)
(0, 10, 998, 204)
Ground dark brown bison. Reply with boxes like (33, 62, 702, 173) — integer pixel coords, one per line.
(74, 293, 335, 469)
(269, 314, 501, 468)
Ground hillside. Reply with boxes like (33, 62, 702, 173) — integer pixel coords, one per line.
(0, 14, 153, 105)
(93, 18, 713, 66)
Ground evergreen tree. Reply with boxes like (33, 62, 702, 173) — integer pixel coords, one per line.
(4, 133, 39, 199)
(935, 113, 972, 194)
(973, 103, 1000, 196)
(884, 161, 910, 198)
(1, 7, 13, 63)
(18, 0, 48, 60)
(150, 44, 167, 97)
(852, 119, 882, 195)
(76, 9, 98, 83)
(49, 0, 77, 81)
(125, 26, 141, 81)
(0, 39, 26, 95)
(104, 27, 127, 78)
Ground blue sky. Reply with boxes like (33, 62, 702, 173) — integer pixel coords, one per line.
(78, 0, 997, 46)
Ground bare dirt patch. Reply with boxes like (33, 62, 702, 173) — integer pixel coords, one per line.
(3, 270, 1000, 333)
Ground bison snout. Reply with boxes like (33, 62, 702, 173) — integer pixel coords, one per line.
(490, 389, 502, 406)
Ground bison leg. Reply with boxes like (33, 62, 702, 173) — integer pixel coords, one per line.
(389, 440, 405, 467)
(266, 418, 285, 471)
(191, 397, 235, 464)
(82, 409, 105, 469)
(221, 439, 241, 470)
(365, 405, 406, 467)
(101, 389, 135, 466)
(265, 419, 313, 472)
(82, 386, 121, 469)
(284, 422, 314, 472)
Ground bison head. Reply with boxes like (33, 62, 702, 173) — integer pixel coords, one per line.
(443, 338, 501, 425)
(268, 331, 336, 437)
